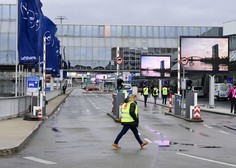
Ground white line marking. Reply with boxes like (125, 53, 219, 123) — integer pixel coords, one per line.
(219, 131, 230, 135)
(23, 157, 57, 165)
(177, 153, 236, 167)
(144, 138, 152, 143)
(203, 124, 212, 129)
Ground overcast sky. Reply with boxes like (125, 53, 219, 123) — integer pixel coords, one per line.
(2, 0, 236, 26)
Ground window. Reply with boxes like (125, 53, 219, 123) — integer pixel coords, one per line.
(87, 26, 92, 37)
(136, 26, 141, 37)
(111, 26, 117, 37)
(93, 26, 98, 37)
(68, 25, 74, 36)
(165, 27, 176, 37)
(154, 27, 159, 37)
(2, 5, 10, 20)
(117, 26, 122, 37)
(74, 26, 80, 36)
(81, 26, 87, 36)
(123, 26, 129, 37)
(147, 27, 153, 37)
(160, 27, 165, 37)
(99, 26, 104, 37)
(141, 26, 147, 37)
(130, 26, 135, 37)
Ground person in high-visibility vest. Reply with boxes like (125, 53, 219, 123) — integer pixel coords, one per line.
(162, 86, 168, 105)
(112, 94, 148, 150)
(152, 86, 158, 105)
(142, 85, 149, 107)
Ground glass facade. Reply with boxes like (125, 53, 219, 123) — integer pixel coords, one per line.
(0, 4, 225, 72)
(56, 24, 218, 72)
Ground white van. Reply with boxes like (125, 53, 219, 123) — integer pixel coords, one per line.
(192, 86, 204, 97)
(214, 83, 232, 100)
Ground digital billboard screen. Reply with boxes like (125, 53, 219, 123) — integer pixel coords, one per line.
(140, 55, 171, 78)
(180, 37, 229, 72)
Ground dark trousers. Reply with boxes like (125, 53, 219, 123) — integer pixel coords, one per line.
(153, 96, 157, 104)
(114, 125, 143, 145)
(63, 89, 66, 94)
(230, 99, 236, 113)
(144, 95, 148, 106)
(162, 95, 167, 104)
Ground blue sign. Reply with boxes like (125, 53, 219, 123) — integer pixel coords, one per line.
(27, 77, 40, 93)
(227, 77, 233, 84)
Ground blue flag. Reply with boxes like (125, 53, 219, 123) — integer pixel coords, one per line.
(18, 0, 43, 64)
(39, 16, 57, 73)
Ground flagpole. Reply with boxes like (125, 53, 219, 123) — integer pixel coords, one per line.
(15, 0, 19, 97)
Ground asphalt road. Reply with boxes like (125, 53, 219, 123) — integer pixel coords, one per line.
(1, 88, 236, 168)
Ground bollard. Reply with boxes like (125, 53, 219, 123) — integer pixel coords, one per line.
(194, 106, 200, 119)
(112, 94, 115, 112)
(37, 107, 43, 121)
(169, 93, 172, 112)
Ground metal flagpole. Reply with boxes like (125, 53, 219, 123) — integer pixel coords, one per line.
(15, 0, 19, 97)
(177, 47, 181, 95)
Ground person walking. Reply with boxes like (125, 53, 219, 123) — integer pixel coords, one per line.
(152, 85, 158, 105)
(162, 85, 168, 105)
(62, 84, 67, 94)
(112, 94, 148, 149)
(228, 83, 236, 113)
(142, 85, 149, 107)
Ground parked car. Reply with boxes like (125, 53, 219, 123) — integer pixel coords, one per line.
(214, 83, 232, 100)
(192, 86, 204, 97)
(85, 85, 99, 91)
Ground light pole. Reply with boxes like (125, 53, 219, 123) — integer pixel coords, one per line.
(55, 16, 67, 24)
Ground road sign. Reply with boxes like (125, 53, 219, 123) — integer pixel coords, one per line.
(181, 57, 189, 66)
(115, 56, 124, 65)
(27, 77, 39, 93)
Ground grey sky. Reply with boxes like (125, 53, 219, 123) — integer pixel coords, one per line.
(2, 0, 236, 26)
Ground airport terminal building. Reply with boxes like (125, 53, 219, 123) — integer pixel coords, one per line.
(0, 4, 236, 94)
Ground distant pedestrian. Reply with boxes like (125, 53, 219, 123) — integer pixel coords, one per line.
(162, 85, 168, 105)
(228, 83, 236, 113)
(112, 94, 148, 149)
(142, 85, 149, 107)
(152, 86, 158, 105)
(62, 84, 67, 94)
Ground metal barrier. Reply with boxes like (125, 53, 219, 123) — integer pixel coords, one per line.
(0, 88, 64, 120)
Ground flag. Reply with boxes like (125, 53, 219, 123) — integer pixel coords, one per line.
(18, 0, 43, 64)
(39, 16, 57, 73)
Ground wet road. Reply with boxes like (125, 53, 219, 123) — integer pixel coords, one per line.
(1, 88, 236, 168)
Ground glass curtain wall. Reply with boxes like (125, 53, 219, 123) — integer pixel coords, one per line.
(0, 4, 221, 72)
(56, 24, 216, 71)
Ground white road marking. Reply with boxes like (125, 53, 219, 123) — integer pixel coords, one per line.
(23, 157, 57, 165)
(203, 124, 212, 129)
(144, 138, 152, 143)
(177, 153, 236, 167)
(219, 131, 230, 135)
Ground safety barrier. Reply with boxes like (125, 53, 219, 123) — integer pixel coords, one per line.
(194, 106, 201, 119)
(112, 93, 115, 112)
(169, 93, 172, 112)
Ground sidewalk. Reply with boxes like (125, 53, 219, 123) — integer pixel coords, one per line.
(0, 89, 73, 157)
(137, 94, 235, 115)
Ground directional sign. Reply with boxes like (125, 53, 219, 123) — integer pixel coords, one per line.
(181, 57, 189, 66)
(27, 77, 39, 93)
(115, 56, 124, 65)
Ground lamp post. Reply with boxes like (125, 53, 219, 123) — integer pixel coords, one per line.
(55, 16, 67, 24)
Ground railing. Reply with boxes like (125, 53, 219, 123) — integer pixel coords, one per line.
(0, 89, 64, 120)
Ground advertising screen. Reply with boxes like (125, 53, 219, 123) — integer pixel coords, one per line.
(140, 55, 171, 77)
(180, 37, 229, 72)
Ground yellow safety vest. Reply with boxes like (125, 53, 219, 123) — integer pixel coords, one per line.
(143, 87, 149, 95)
(153, 88, 158, 96)
(162, 87, 168, 95)
(121, 102, 138, 123)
